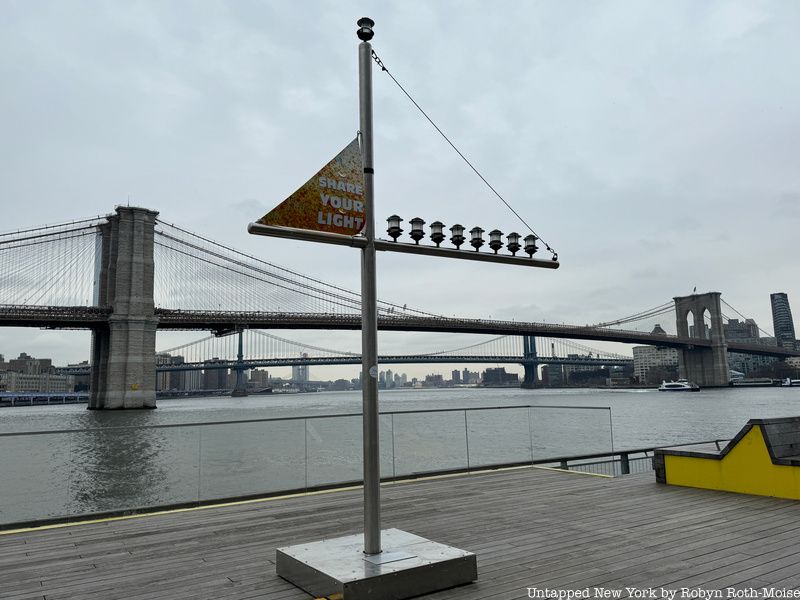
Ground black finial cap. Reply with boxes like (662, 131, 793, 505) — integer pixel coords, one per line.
(357, 17, 375, 41)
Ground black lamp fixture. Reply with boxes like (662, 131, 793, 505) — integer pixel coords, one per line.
(409, 217, 425, 244)
(386, 215, 403, 242)
(469, 226, 485, 251)
(506, 232, 521, 256)
(524, 234, 539, 257)
(488, 229, 503, 254)
(356, 17, 375, 41)
(429, 221, 445, 247)
(449, 224, 465, 249)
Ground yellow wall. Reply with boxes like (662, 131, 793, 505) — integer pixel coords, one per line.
(664, 426, 800, 500)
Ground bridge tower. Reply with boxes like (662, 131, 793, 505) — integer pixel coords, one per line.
(89, 206, 159, 409)
(521, 335, 539, 388)
(673, 292, 729, 388)
(231, 328, 248, 397)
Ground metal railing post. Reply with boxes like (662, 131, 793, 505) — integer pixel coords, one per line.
(464, 410, 470, 472)
(620, 452, 630, 475)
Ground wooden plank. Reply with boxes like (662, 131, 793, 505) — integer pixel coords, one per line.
(2, 470, 800, 600)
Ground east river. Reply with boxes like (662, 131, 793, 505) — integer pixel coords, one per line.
(1, 386, 799, 526)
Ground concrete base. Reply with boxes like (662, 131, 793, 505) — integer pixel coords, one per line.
(276, 528, 477, 599)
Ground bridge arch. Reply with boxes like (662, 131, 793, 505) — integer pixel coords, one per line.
(683, 309, 696, 339)
(701, 308, 712, 340)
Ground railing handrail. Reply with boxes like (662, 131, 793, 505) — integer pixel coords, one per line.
(0, 403, 611, 437)
(538, 439, 730, 464)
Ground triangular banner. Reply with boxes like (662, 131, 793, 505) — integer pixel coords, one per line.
(257, 137, 366, 236)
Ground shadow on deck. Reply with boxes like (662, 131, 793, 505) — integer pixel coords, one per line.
(2, 466, 800, 599)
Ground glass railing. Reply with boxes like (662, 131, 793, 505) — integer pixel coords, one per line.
(0, 404, 613, 527)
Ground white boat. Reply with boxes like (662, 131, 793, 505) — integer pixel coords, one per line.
(658, 379, 700, 392)
(781, 378, 800, 387)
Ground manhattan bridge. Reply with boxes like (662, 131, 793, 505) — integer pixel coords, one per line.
(1, 206, 797, 409)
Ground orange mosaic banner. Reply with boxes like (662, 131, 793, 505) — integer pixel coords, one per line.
(257, 138, 366, 235)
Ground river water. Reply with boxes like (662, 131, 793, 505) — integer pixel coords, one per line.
(1, 386, 798, 526)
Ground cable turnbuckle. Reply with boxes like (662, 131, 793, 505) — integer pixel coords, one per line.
(371, 49, 387, 72)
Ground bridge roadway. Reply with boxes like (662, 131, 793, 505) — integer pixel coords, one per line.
(3, 305, 799, 359)
(60, 355, 632, 375)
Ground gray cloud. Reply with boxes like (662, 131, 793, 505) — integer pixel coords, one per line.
(1, 1, 798, 375)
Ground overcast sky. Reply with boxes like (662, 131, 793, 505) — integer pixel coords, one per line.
(1, 1, 798, 379)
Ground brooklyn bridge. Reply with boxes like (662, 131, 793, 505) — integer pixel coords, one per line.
(1, 206, 797, 408)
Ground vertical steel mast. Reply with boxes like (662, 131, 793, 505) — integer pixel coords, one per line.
(357, 16, 380, 556)
(268, 18, 480, 596)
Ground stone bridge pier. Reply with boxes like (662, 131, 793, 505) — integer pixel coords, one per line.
(521, 335, 539, 388)
(674, 292, 729, 388)
(89, 207, 159, 409)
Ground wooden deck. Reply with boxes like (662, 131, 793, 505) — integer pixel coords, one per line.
(2, 466, 800, 600)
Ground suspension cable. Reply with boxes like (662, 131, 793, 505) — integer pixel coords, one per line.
(591, 302, 674, 328)
(721, 299, 774, 338)
(0, 215, 108, 238)
(154, 219, 443, 318)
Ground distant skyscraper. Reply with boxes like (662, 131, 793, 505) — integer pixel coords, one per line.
(292, 354, 309, 384)
(770, 293, 796, 349)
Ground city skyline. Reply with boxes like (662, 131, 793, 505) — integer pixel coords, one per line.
(1, 2, 798, 374)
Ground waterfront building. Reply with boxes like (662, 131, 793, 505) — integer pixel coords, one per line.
(770, 293, 797, 349)
(249, 369, 270, 388)
(203, 358, 229, 390)
(184, 370, 202, 391)
(461, 368, 479, 385)
(0, 371, 75, 393)
(0, 351, 75, 392)
(451, 369, 461, 384)
(482, 367, 518, 386)
(8, 352, 53, 375)
(541, 364, 564, 387)
(168, 356, 186, 391)
(724, 318, 760, 340)
(156, 353, 187, 391)
(606, 366, 631, 387)
(156, 353, 172, 391)
(562, 355, 598, 383)
(727, 337, 779, 375)
(632, 346, 679, 384)
(424, 373, 444, 387)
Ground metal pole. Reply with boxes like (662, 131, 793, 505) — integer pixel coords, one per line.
(236, 329, 244, 386)
(358, 17, 381, 556)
